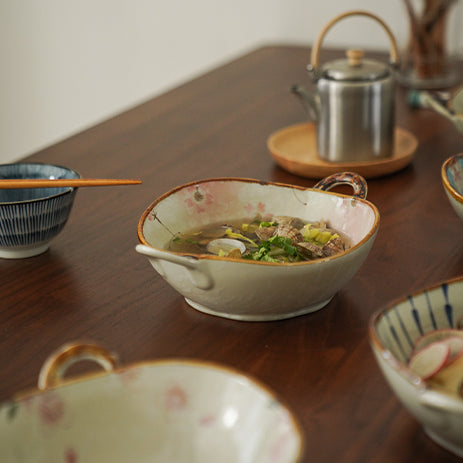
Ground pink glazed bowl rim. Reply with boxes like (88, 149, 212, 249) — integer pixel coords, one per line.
(137, 177, 380, 266)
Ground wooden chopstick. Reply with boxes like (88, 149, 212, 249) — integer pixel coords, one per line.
(0, 178, 142, 189)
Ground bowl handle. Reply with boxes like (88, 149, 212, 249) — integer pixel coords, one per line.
(419, 389, 463, 415)
(313, 172, 368, 199)
(136, 244, 214, 290)
(38, 342, 118, 390)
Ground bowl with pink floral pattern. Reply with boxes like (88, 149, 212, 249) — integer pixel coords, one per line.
(0, 342, 304, 463)
(442, 153, 463, 221)
(136, 174, 379, 321)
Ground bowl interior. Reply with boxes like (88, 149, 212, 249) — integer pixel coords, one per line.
(140, 179, 378, 253)
(372, 279, 463, 364)
(0, 163, 80, 203)
(0, 361, 303, 462)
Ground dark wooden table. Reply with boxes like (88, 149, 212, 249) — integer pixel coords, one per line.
(2, 45, 463, 462)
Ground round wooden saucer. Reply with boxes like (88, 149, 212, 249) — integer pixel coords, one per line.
(267, 123, 418, 179)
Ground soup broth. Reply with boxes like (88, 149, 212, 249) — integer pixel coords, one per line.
(168, 215, 351, 263)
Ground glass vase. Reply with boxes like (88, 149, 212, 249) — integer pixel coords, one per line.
(396, 0, 463, 89)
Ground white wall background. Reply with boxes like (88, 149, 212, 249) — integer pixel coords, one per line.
(0, 0, 454, 163)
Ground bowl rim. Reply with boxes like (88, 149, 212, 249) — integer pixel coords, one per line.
(0, 162, 81, 205)
(137, 177, 380, 267)
(441, 154, 463, 204)
(369, 274, 463, 389)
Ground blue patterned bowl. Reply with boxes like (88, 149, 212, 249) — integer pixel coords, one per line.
(370, 277, 463, 458)
(0, 163, 80, 258)
(442, 153, 463, 221)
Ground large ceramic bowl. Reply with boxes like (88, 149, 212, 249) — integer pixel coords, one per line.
(0, 163, 80, 258)
(442, 153, 463, 221)
(0, 342, 304, 463)
(370, 276, 463, 458)
(136, 173, 379, 321)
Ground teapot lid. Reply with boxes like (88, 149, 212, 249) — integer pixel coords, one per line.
(321, 49, 390, 81)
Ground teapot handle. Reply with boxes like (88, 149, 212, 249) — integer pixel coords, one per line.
(310, 10, 400, 73)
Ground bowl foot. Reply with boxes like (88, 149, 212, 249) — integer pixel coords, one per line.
(0, 243, 50, 259)
(184, 297, 333, 321)
(425, 427, 463, 458)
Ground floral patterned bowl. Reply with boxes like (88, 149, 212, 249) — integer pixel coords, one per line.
(136, 174, 379, 321)
(0, 342, 304, 463)
(369, 277, 463, 458)
(442, 153, 463, 221)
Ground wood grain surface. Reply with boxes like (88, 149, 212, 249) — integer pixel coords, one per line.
(1, 45, 463, 462)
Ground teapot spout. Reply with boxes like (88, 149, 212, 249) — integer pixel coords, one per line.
(291, 84, 320, 122)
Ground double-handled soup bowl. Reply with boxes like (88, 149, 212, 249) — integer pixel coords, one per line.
(136, 173, 380, 321)
(0, 342, 304, 463)
(370, 277, 463, 458)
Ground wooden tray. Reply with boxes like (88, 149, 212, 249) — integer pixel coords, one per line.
(267, 123, 418, 179)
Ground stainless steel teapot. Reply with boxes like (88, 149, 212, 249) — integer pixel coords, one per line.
(292, 11, 400, 163)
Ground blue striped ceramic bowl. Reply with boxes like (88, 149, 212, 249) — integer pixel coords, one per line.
(370, 277, 463, 458)
(442, 153, 463, 221)
(0, 163, 80, 258)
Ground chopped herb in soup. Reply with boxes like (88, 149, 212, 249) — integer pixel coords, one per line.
(168, 215, 351, 262)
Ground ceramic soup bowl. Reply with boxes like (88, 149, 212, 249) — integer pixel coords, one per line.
(442, 153, 463, 221)
(370, 277, 463, 458)
(136, 173, 379, 321)
(0, 163, 80, 258)
(0, 342, 304, 463)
